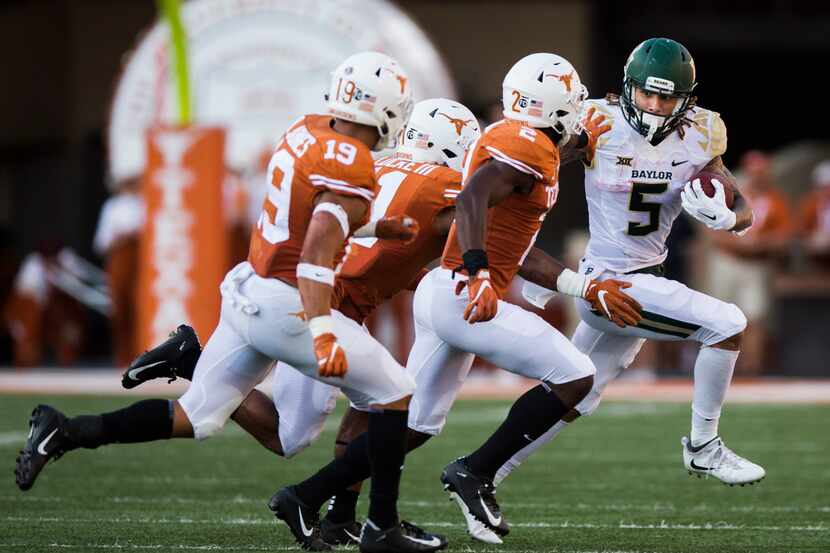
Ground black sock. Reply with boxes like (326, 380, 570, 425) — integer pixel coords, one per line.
(326, 489, 360, 524)
(366, 409, 407, 530)
(466, 383, 568, 480)
(294, 432, 373, 510)
(65, 399, 173, 448)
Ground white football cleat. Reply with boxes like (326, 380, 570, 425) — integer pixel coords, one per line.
(681, 436, 766, 486)
(456, 503, 502, 545)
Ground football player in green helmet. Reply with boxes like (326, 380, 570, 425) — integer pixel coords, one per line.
(620, 37, 697, 144)
(486, 38, 765, 538)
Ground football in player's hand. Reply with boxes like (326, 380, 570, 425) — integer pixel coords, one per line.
(693, 170, 735, 209)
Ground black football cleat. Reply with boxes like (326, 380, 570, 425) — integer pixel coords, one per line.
(268, 486, 331, 551)
(320, 517, 362, 546)
(360, 519, 448, 553)
(440, 457, 509, 537)
(122, 324, 201, 389)
(15, 405, 74, 491)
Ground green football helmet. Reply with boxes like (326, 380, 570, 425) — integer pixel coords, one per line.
(620, 38, 696, 143)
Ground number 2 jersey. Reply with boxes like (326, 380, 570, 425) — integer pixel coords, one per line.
(583, 98, 727, 273)
(248, 114, 377, 283)
(334, 155, 461, 323)
(441, 119, 560, 297)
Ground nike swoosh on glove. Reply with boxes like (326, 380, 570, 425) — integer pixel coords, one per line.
(584, 279, 642, 328)
(680, 178, 737, 231)
(314, 333, 348, 377)
(376, 215, 420, 244)
(455, 270, 499, 324)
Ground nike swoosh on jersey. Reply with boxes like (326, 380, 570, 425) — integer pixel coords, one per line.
(298, 506, 314, 537)
(479, 495, 502, 526)
(37, 428, 59, 455)
(127, 361, 166, 381)
(671, 160, 688, 166)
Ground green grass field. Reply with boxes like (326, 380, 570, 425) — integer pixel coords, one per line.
(1, 395, 827, 553)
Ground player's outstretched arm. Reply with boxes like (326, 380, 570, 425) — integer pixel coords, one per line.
(453, 161, 532, 323)
(297, 191, 368, 377)
(519, 247, 642, 327)
(559, 106, 611, 167)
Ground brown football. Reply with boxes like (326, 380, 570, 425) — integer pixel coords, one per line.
(693, 170, 735, 209)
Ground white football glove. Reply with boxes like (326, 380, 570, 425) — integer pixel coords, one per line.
(680, 178, 736, 231)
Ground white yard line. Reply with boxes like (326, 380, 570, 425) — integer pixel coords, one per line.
(0, 431, 26, 446)
(2, 515, 826, 533)
(4, 495, 829, 515)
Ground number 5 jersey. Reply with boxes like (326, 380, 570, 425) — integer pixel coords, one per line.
(583, 97, 727, 273)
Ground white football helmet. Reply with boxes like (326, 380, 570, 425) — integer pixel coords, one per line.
(398, 98, 481, 172)
(502, 53, 588, 142)
(326, 51, 414, 151)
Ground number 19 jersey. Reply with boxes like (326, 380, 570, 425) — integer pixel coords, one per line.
(248, 114, 377, 284)
(583, 98, 727, 273)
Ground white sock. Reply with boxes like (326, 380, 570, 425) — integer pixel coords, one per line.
(493, 420, 569, 486)
(691, 346, 739, 447)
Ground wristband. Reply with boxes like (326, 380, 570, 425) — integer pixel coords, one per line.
(453, 249, 489, 278)
(556, 268, 590, 298)
(308, 315, 334, 338)
(296, 263, 335, 286)
(313, 202, 350, 238)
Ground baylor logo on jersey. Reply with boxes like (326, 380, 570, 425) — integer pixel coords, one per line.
(631, 169, 673, 180)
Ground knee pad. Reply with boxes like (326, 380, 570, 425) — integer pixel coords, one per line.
(575, 386, 603, 417)
(697, 303, 747, 346)
(192, 418, 225, 441)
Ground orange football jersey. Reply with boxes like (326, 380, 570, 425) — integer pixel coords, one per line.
(442, 119, 559, 296)
(799, 189, 830, 236)
(248, 115, 377, 283)
(334, 155, 461, 323)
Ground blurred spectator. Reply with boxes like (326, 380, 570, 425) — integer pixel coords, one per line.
(3, 242, 90, 367)
(704, 151, 793, 375)
(93, 176, 144, 367)
(798, 160, 830, 269)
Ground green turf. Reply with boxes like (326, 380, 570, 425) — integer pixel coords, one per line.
(0, 395, 827, 552)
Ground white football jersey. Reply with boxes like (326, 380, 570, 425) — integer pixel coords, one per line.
(583, 98, 727, 273)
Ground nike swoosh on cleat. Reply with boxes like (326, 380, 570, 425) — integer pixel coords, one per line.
(478, 496, 502, 527)
(127, 361, 166, 381)
(297, 506, 313, 537)
(37, 428, 59, 455)
(700, 212, 718, 221)
(344, 529, 360, 542)
(456, 472, 468, 478)
(179, 341, 187, 351)
(689, 460, 713, 471)
(403, 534, 442, 547)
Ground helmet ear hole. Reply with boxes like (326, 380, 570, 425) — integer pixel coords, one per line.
(555, 109, 569, 117)
(442, 148, 457, 159)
